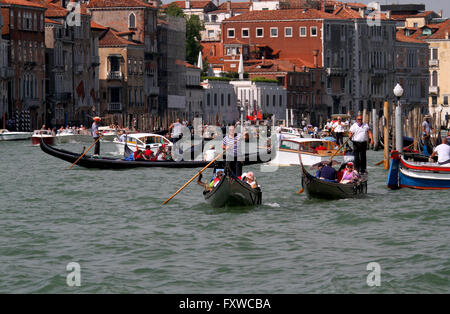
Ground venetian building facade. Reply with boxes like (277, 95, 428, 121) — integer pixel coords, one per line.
(88, 0, 159, 118)
(0, 8, 13, 128)
(1, 0, 46, 130)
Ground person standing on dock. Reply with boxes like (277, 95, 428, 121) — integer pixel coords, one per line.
(348, 115, 374, 174)
(331, 116, 345, 145)
(92, 117, 102, 156)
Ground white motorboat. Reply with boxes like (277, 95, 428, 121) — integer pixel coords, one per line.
(31, 130, 56, 146)
(56, 129, 91, 143)
(270, 138, 344, 166)
(113, 133, 173, 154)
(98, 126, 119, 142)
(0, 129, 33, 141)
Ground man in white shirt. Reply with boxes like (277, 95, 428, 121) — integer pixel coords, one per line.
(429, 138, 450, 165)
(169, 118, 183, 144)
(348, 115, 374, 174)
(422, 115, 433, 155)
(331, 116, 345, 145)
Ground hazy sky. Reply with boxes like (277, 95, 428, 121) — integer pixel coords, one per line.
(161, 0, 449, 18)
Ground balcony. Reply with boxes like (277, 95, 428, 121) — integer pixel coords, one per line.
(54, 92, 72, 101)
(146, 86, 159, 96)
(0, 66, 15, 79)
(370, 68, 388, 76)
(108, 103, 122, 112)
(107, 71, 123, 81)
(326, 67, 346, 77)
(429, 86, 439, 95)
(429, 59, 439, 67)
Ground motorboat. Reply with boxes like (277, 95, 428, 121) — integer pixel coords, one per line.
(387, 151, 450, 190)
(31, 129, 56, 146)
(270, 138, 344, 166)
(56, 128, 91, 144)
(98, 126, 120, 142)
(113, 132, 173, 154)
(0, 129, 33, 141)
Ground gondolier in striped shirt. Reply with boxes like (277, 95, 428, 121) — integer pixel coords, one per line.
(92, 116, 102, 156)
(222, 125, 243, 178)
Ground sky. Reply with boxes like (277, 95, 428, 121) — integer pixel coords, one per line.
(161, 0, 449, 18)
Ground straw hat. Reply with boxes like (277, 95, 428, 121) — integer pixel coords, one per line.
(93, 116, 101, 121)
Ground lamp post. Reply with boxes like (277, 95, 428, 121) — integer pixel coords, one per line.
(393, 83, 404, 153)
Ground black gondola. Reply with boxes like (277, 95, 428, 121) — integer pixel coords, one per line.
(40, 139, 270, 169)
(300, 158, 368, 200)
(203, 173, 262, 208)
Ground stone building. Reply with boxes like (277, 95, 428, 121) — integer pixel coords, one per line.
(185, 61, 203, 121)
(88, 0, 160, 119)
(1, 0, 47, 130)
(201, 78, 238, 124)
(0, 9, 13, 128)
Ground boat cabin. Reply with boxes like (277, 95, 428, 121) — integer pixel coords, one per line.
(280, 139, 339, 155)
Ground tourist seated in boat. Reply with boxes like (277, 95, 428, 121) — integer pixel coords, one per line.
(204, 145, 216, 161)
(197, 169, 224, 191)
(429, 138, 450, 165)
(143, 145, 155, 161)
(242, 171, 258, 189)
(165, 147, 173, 161)
(314, 142, 328, 154)
(133, 146, 145, 161)
(156, 147, 166, 161)
(339, 162, 359, 184)
(316, 161, 337, 182)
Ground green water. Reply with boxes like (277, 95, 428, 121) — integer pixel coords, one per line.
(0, 141, 449, 293)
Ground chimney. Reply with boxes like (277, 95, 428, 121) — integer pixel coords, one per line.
(262, 56, 265, 65)
(440, 10, 444, 18)
(386, 10, 391, 20)
(446, 31, 449, 40)
(359, 8, 365, 19)
(185, 0, 190, 10)
(227, 0, 231, 12)
(313, 49, 319, 68)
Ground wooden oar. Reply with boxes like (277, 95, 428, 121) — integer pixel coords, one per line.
(374, 160, 385, 166)
(162, 152, 222, 205)
(67, 136, 102, 170)
(329, 137, 351, 161)
(162, 134, 242, 205)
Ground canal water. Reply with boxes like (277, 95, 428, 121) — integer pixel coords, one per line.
(0, 140, 449, 293)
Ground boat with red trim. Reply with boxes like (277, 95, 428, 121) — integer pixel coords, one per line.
(387, 150, 450, 190)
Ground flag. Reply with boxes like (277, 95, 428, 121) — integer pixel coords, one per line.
(246, 114, 254, 121)
(257, 107, 262, 121)
(76, 81, 85, 101)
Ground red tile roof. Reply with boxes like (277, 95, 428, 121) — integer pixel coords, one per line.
(332, 6, 361, 19)
(425, 20, 450, 40)
(224, 8, 342, 22)
(45, 18, 62, 25)
(91, 20, 108, 30)
(1, 0, 46, 8)
(99, 28, 143, 46)
(184, 61, 200, 69)
(88, 0, 155, 9)
(163, 1, 213, 10)
(217, 1, 252, 10)
(396, 31, 426, 44)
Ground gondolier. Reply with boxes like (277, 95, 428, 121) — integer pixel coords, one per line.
(222, 125, 242, 178)
(92, 117, 102, 156)
(348, 115, 374, 174)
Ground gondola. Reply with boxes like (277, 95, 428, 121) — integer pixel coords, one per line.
(203, 173, 262, 208)
(40, 139, 270, 169)
(300, 157, 368, 200)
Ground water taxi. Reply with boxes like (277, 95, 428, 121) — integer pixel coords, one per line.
(0, 129, 33, 141)
(31, 130, 56, 146)
(270, 138, 344, 166)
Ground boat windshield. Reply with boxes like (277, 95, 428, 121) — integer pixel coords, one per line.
(144, 136, 170, 145)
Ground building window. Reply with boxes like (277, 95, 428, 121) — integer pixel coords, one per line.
(228, 94, 230, 106)
(214, 94, 217, 106)
(273, 95, 276, 106)
(431, 71, 438, 86)
(270, 27, 278, 37)
(256, 28, 264, 38)
(444, 96, 449, 105)
(208, 30, 214, 38)
(129, 13, 136, 29)
(431, 48, 438, 60)
(299, 27, 307, 37)
(285, 27, 292, 37)
(311, 26, 318, 37)
(227, 28, 235, 38)
(221, 94, 224, 106)
(242, 28, 249, 38)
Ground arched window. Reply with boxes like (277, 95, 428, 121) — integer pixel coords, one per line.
(129, 13, 136, 29)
